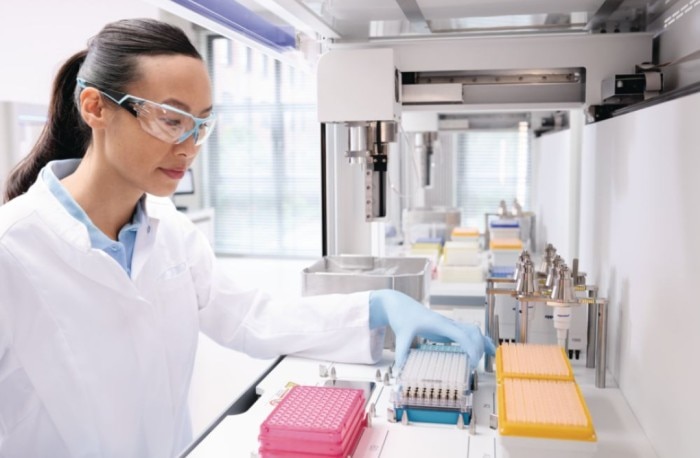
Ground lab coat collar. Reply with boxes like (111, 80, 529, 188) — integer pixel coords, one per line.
(25, 173, 166, 292)
(130, 207, 160, 281)
(27, 171, 92, 251)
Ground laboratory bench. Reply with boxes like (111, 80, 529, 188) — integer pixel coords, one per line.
(182, 351, 656, 458)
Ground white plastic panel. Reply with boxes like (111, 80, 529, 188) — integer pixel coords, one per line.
(579, 91, 700, 458)
(317, 48, 400, 122)
(331, 33, 652, 106)
(531, 119, 581, 261)
(401, 111, 439, 132)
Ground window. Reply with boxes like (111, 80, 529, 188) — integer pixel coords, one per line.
(454, 125, 530, 231)
(205, 36, 321, 257)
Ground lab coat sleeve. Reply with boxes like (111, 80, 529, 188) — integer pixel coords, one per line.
(0, 246, 11, 360)
(186, 228, 385, 364)
(0, 303, 7, 361)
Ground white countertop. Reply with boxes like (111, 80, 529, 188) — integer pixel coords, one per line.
(186, 352, 656, 458)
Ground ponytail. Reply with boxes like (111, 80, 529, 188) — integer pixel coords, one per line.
(3, 18, 202, 203)
(3, 50, 91, 202)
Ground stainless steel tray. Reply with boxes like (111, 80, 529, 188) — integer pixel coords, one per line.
(302, 255, 431, 350)
(302, 255, 431, 303)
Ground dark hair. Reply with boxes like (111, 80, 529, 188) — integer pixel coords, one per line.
(3, 18, 202, 202)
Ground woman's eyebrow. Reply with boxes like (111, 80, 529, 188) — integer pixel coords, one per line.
(161, 98, 213, 117)
(161, 98, 190, 111)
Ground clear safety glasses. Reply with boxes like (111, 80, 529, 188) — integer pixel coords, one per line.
(77, 78, 216, 146)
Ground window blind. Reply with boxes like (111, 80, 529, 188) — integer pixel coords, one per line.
(454, 126, 530, 231)
(205, 36, 321, 257)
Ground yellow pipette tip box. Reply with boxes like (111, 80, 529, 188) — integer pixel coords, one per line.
(496, 343, 574, 383)
(489, 238, 523, 250)
(497, 378, 596, 442)
(452, 227, 480, 238)
(411, 242, 443, 254)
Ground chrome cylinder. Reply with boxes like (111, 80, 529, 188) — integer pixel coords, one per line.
(375, 120, 397, 144)
(347, 122, 370, 156)
(415, 132, 437, 188)
(515, 299, 529, 343)
(595, 299, 608, 388)
(484, 278, 515, 372)
(537, 243, 557, 276)
(484, 278, 496, 373)
(497, 200, 509, 217)
(515, 259, 536, 296)
(551, 265, 576, 303)
(586, 288, 598, 368)
(513, 250, 530, 281)
(545, 255, 564, 290)
(493, 314, 500, 348)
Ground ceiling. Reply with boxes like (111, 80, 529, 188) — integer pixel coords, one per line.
(242, 0, 662, 41)
(170, 0, 683, 123)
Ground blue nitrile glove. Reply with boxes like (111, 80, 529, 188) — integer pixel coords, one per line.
(369, 289, 496, 370)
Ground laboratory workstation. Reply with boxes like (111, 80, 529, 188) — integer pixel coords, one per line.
(1, 0, 699, 458)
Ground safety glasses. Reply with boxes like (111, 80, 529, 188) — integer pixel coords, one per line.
(77, 78, 216, 146)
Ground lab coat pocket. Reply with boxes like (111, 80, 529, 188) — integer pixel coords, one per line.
(155, 262, 197, 310)
(159, 262, 188, 281)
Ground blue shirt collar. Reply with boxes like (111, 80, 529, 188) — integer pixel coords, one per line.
(41, 159, 146, 275)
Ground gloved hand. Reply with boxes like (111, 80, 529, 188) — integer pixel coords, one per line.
(369, 289, 495, 370)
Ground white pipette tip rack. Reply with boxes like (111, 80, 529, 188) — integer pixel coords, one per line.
(394, 344, 472, 425)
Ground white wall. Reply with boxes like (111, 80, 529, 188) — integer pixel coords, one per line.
(579, 92, 700, 458)
(0, 1, 216, 210)
(530, 110, 583, 261)
(0, 0, 160, 105)
(0, 0, 161, 191)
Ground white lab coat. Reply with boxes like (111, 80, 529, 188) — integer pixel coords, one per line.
(0, 176, 383, 457)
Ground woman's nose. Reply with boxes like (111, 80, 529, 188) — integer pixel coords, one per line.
(175, 136, 199, 158)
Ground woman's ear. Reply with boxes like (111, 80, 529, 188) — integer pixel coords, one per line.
(79, 87, 111, 129)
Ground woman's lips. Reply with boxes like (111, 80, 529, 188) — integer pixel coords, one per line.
(161, 168, 186, 179)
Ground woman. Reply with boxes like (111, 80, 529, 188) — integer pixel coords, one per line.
(0, 18, 493, 457)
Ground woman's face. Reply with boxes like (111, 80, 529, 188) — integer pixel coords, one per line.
(101, 54, 213, 197)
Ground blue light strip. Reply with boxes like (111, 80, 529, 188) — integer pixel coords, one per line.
(395, 407, 471, 426)
(172, 0, 296, 51)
